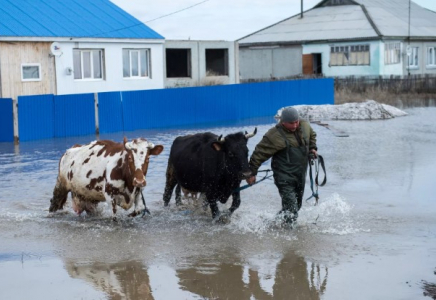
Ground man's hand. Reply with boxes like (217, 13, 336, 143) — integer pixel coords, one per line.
(310, 149, 318, 158)
(246, 176, 256, 185)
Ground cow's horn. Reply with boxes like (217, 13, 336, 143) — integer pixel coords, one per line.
(217, 135, 225, 143)
(147, 142, 155, 149)
(245, 127, 257, 139)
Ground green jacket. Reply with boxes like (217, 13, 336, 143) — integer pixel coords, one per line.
(249, 120, 317, 177)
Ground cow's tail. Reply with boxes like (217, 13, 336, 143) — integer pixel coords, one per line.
(163, 162, 178, 206)
(49, 178, 69, 212)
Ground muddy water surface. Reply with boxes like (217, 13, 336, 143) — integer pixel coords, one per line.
(0, 108, 435, 300)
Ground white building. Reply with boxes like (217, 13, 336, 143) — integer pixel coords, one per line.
(164, 40, 239, 88)
(0, 0, 165, 100)
(238, 0, 436, 79)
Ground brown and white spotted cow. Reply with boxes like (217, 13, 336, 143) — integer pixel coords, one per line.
(49, 137, 163, 217)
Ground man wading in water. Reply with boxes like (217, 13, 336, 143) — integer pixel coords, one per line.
(246, 107, 318, 227)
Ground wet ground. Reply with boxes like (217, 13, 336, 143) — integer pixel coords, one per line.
(0, 107, 435, 300)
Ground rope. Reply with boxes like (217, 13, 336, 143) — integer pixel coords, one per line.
(305, 154, 327, 205)
(234, 169, 273, 193)
(140, 191, 151, 217)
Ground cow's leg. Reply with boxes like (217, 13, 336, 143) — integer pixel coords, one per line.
(111, 199, 118, 221)
(175, 184, 182, 206)
(104, 183, 119, 221)
(49, 179, 69, 212)
(199, 193, 208, 211)
(228, 191, 241, 214)
(128, 190, 146, 217)
(209, 200, 220, 220)
(163, 163, 178, 206)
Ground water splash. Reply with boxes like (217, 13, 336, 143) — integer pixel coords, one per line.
(301, 193, 370, 235)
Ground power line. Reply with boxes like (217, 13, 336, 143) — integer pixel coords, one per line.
(87, 0, 211, 37)
(145, 0, 211, 23)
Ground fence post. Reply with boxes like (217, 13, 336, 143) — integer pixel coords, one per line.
(12, 98, 19, 144)
(94, 93, 100, 137)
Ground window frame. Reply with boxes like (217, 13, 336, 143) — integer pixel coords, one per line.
(21, 63, 42, 82)
(73, 49, 104, 80)
(330, 44, 370, 66)
(407, 46, 419, 69)
(122, 48, 151, 79)
(384, 42, 401, 65)
(427, 46, 436, 68)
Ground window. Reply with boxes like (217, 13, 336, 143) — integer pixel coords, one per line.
(21, 63, 41, 81)
(73, 49, 104, 80)
(206, 49, 229, 76)
(385, 43, 401, 65)
(407, 47, 419, 68)
(166, 49, 191, 78)
(123, 49, 150, 78)
(330, 44, 370, 66)
(427, 47, 436, 67)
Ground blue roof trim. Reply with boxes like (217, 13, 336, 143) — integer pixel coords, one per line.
(0, 0, 164, 39)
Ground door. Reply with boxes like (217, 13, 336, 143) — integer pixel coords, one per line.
(302, 54, 313, 75)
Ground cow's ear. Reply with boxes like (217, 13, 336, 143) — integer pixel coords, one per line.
(211, 142, 222, 151)
(149, 145, 164, 155)
(123, 136, 128, 145)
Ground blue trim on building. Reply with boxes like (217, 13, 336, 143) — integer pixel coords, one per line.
(0, 0, 164, 39)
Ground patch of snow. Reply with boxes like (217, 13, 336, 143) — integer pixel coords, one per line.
(275, 100, 408, 122)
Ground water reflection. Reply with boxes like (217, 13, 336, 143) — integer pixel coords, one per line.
(65, 260, 154, 300)
(178, 250, 327, 299)
(62, 249, 327, 300)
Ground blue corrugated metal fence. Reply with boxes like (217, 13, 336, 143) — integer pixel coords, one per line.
(54, 93, 95, 138)
(116, 78, 333, 131)
(18, 94, 54, 142)
(0, 98, 13, 142)
(2, 78, 334, 143)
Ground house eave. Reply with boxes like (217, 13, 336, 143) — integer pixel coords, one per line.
(239, 35, 436, 48)
(0, 36, 165, 44)
(239, 37, 380, 48)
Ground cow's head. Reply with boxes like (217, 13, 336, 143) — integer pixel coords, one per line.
(211, 128, 257, 179)
(124, 137, 164, 187)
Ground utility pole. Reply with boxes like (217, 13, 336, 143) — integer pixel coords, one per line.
(301, 0, 304, 18)
(407, 0, 411, 76)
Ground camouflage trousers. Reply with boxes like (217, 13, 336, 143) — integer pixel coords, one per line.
(275, 180, 304, 223)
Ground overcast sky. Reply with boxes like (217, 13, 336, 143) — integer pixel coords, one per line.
(110, 0, 436, 41)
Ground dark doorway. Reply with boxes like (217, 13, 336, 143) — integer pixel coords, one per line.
(205, 49, 229, 76)
(313, 53, 322, 74)
(166, 48, 191, 78)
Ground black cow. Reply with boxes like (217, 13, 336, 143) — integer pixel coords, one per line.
(163, 129, 257, 222)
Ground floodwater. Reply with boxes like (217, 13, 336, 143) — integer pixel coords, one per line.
(0, 107, 435, 300)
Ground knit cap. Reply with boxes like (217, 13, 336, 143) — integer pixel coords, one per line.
(280, 107, 299, 123)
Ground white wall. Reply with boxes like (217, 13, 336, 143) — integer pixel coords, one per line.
(379, 40, 404, 76)
(239, 45, 302, 80)
(304, 41, 385, 77)
(164, 40, 238, 88)
(304, 40, 436, 77)
(402, 41, 436, 76)
(54, 41, 164, 95)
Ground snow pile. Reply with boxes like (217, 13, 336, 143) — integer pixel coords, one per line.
(275, 100, 408, 122)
